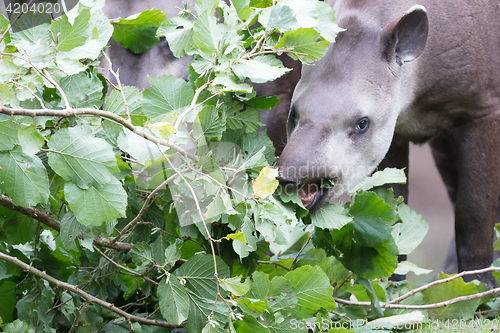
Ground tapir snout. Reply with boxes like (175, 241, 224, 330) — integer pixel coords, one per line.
(277, 0, 500, 287)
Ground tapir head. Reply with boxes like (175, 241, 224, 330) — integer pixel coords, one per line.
(277, 5, 429, 210)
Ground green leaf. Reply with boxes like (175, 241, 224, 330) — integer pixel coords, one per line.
(275, 28, 329, 63)
(213, 73, 253, 93)
(158, 276, 190, 325)
(234, 316, 268, 333)
(349, 191, 397, 247)
(142, 75, 195, 121)
(423, 273, 480, 319)
(164, 238, 183, 269)
(394, 261, 432, 276)
(350, 168, 406, 194)
(243, 95, 280, 110)
(284, 265, 335, 317)
(356, 278, 383, 317)
(0, 119, 21, 151)
(220, 277, 250, 296)
(3, 319, 35, 333)
(249, 0, 273, 8)
(64, 177, 127, 226)
(59, 212, 82, 252)
(226, 107, 264, 133)
(310, 203, 352, 230)
(104, 85, 142, 116)
(47, 125, 118, 189)
(193, 11, 223, 54)
(0, 149, 49, 206)
(185, 293, 230, 333)
(391, 204, 428, 255)
(232, 0, 252, 20)
(233, 56, 290, 84)
(0, 208, 36, 244)
(0, 281, 16, 324)
(192, 105, 226, 140)
(332, 225, 399, 279)
(58, 71, 104, 108)
(260, 6, 298, 31)
(111, 9, 167, 54)
(18, 124, 44, 155)
(130, 242, 153, 269)
(178, 254, 230, 299)
(314, 1, 345, 43)
(117, 129, 162, 164)
(11, 10, 51, 45)
(157, 15, 195, 58)
(51, 9, 91, 51)
(252, 166, 279, 199)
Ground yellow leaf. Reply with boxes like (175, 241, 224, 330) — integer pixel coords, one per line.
(225, 232, 248, 245)
(252, 166, 279, 199)
(152, 122, 177, 138)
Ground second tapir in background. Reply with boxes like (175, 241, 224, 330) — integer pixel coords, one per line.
(276, 0, 500, 286)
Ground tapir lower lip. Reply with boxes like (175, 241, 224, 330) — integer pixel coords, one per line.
(298, 181, 331, 211)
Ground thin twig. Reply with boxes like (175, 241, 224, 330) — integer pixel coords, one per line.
(333, 272, 354, 297)
(289, 232, 312, 271)
(334, 287, 500, 310)
(93, 245, 159, 286)
(0, 252, 180, 328)
(8, 79, 46, 109)
(112, 171, 183, 243)
(0, 0, 35, 44)
(0, 105, 199, 161)
(173, 80, 214, 132)
(0, 194, 133, 251)
(102, 51, 131, 121)
(68, 300, 91, 333)
(258, 261, 291, 271)
(387, 266, 500, 304)
(158, 144, 230, 318)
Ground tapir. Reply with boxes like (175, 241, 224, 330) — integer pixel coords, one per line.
(276, 0, 500, 286)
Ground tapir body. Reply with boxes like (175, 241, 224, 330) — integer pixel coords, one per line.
(277, 0, 500, 285)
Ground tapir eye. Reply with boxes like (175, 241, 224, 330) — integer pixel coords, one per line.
(355, 117, 370, 133)
(287, 106, 298, 137)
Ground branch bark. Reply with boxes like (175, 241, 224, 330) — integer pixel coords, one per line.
(0, 252, 180, 328)
(0, 194, 132, 251)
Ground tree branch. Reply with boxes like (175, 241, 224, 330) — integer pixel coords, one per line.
(334, 286, 500, 310)
(0, 194, 132, 251)
(0, 105, 199, 161)
(0, 252, 180, 328)
(387, 266, 500, 304)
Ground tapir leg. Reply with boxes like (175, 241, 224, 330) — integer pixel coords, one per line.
(431, 115, 500, 287)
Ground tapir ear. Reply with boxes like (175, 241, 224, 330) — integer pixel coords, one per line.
(382, 5, 429, 65)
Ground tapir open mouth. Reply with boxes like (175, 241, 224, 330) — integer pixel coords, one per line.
(298, 180, 331, 210)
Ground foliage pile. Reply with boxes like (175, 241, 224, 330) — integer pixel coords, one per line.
(0, 0, 499, 332)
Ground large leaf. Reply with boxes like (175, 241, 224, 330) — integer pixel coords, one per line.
(158, 276, 190, 325)
(117, 129, 162, 164)
(350, 168, 406, 194)
(59, 212, 82, 252)
(331, 225, 398, 279)
(17, 124, 44, 155)
(192, 12, 222, 54)
(192, 105, 226, 141)
(284, 265, 335, 317)
(111, 9, 167, 54)
(157, 15, 195, 58)
(47, 125, 118, 189)
(233, 56, 290, 84)
(50, 9, 91, 52)
(226, 107, 264, 134)
(391, 204, 428, 255)
(104, 85, 142, 116)
(142, 75, 195, 121)
(178, 254, 230, 299)
(275, 28, 329, 63)
(423, 273, 481, 320)
(64, 177, 127, 226)
(0, 148, 49, 206)
(310, 203, 352, 230)
(349, 191, 397, 247)
(0, 119, 21, 151)
(57, 71, 103, 108)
